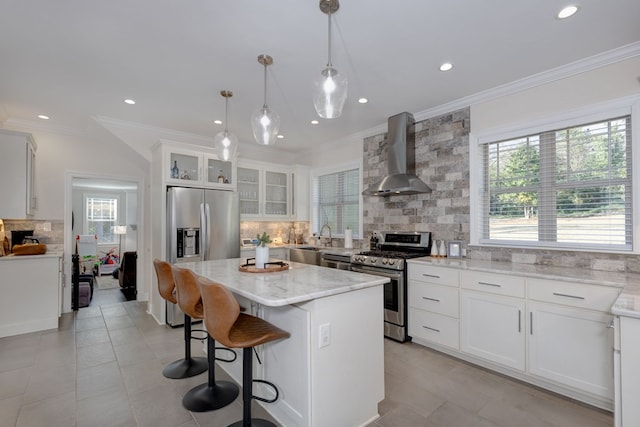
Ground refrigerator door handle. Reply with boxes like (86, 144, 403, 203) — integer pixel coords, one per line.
(203, 202, 211, 260)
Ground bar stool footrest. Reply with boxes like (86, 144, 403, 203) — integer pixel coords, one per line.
(214, 346, 237, 363)
(251, 379, 279, 403)
(162, 356, 208, 379)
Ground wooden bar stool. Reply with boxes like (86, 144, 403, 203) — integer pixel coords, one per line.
(153, 259, 208, 379)
(173, 266, 239, 412)
(198, 276, 290, 427)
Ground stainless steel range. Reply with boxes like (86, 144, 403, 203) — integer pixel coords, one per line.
(351, 231, 431, 342)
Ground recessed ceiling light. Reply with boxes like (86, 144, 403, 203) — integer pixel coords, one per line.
(557, 5, 578, 19)
(358, 97, 368, 104)
(213, 120, 222, 125)
(124, 99, 136, 105)
(277, 134, 284, 139)
(439, 62, 453, 72)
(37, 115, 50, 120)
(311, 120, 319, 125)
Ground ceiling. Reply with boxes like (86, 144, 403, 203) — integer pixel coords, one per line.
(1, 0, 639, 155)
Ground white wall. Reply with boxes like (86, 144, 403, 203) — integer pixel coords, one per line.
(471, 56, 640, 133)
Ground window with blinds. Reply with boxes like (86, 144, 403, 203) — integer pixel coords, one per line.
(86, 196, 119, 244)
(312, 167, 360, 237)
(481, 115, 632, 250)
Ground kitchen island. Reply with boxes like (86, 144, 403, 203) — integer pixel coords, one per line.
(178, 258, 389, 427)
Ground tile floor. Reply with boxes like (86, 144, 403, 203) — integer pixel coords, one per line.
(0, 288, 614, 427)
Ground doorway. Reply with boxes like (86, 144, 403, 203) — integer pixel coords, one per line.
(64, 173, 142, 311)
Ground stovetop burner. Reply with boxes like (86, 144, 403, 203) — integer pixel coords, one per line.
(358, 250, 426, 260)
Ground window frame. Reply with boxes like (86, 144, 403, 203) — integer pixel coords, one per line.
(311, 160, 363, 239)
(83, 193, 121, 245)
(470, 95, 640, 254)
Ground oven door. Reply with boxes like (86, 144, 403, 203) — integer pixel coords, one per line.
(351, 265, 404, 327)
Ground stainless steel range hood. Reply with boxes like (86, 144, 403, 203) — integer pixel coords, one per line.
(363, 112, 431, 196)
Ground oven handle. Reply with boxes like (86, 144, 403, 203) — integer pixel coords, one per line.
(351, 265, 403, 279)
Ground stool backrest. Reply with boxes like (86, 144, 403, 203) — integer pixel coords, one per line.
(198, 276, 241, 348)
(153, 259, 177, 304)
(172, 266, 204, 319)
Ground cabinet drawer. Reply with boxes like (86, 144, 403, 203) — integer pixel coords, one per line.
(408, 308, 459, 350)
(460, 270, 525, 298)
(409, 282, 459, 317)
(408, 264, 459, 287)
(528, 278, 621, 311)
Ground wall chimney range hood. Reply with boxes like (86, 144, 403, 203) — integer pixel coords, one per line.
(363, 112, 431, 196)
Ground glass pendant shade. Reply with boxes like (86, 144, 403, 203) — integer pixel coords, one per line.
(312, 66, 348, 119)
(214, 90, 238, 161)
(252, 54, 280, 146)
(251, 106, 280, 146)
(214, 130, 238, 161)
(313, 0, 347, 119)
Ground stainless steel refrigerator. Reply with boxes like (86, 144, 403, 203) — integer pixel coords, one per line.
(166, 186, 240, 326)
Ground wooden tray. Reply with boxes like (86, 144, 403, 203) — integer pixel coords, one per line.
(239, 261, 289, 273)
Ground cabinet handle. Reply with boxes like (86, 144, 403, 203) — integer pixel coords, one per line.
(607, 319, 615, 329)
(422, 325, 440, 333)
(552, 292, 585, 300)
(422, 296, 441, 302)
(530, 312, 533, 335)
(518, 309, 521, 333)
(478, 281, 501, 288)
(422, 274, 441, 279)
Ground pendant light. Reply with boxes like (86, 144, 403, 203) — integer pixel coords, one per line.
(213, 90, 238, 161)
(251, 54, 280, 145)
(312, 0, 347, 119)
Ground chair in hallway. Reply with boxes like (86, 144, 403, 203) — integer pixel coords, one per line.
(198, 276, 290, 427)
(152, 259, 208, 379)
(173, 266, 239, 412)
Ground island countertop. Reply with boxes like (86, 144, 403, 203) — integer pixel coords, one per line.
(176, 258, 389, 307)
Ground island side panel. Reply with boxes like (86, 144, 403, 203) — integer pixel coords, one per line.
(302, 283, 385, 427)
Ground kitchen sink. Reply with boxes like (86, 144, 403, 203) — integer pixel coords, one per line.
(289, 247, 322, 266)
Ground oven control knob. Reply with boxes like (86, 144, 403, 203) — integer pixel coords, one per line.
(381, 258, 387, 265)
(388, 259, 396, 266)
(370, 258, 377, 264)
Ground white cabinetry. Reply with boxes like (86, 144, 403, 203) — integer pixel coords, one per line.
(237, 160, 290, 219)
(0, 129, 36, 218)
(528, 278, 616, 400)
(618, 315, 640, 426)
(407, 260, 619, 410)
(408, 265, 460, 350)
(0, 254, 62, 338)
(158, 141, 235, 190)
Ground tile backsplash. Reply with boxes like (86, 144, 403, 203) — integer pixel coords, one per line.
(2, 219, 64, 247)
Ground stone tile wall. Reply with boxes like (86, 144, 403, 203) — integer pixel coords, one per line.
(363, 108, 471, 247)
(2, 219, 64, 247)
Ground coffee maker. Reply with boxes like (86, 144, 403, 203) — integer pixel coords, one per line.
(10, 230, 34, 252)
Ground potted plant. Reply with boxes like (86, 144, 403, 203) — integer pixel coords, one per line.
(255, 232, 272, 268)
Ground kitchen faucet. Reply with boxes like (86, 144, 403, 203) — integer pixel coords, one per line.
(320, 223, 333, 247)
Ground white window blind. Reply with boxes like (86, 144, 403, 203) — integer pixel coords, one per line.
(481, 115, 632, 251)
(313, 168, 360, 237)
(86, 196, 118, 244)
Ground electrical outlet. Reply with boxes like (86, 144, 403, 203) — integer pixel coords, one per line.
(319, 323, 331, 348)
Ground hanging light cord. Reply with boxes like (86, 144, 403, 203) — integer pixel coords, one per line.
(224, 95, 230, 133)
(263, 62, 268, 109)
(326, 5, 333, 67)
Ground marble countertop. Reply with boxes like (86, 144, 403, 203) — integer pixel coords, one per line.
(177, 258, 389, 307)
(0, 251, 63, 261)
(408, 257, 640, 319)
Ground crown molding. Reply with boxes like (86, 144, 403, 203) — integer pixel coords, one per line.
(3, 118, 87, 136)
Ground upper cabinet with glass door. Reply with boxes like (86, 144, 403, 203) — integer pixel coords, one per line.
(237, 161, 290, 219)
(159, 142, 235, 190)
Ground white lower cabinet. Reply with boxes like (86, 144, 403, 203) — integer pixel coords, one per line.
(407, 260, 619, 411)
(460, 290, 526, 371)
(618, 315, 640, 426)
(528, 301, 614, 399)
